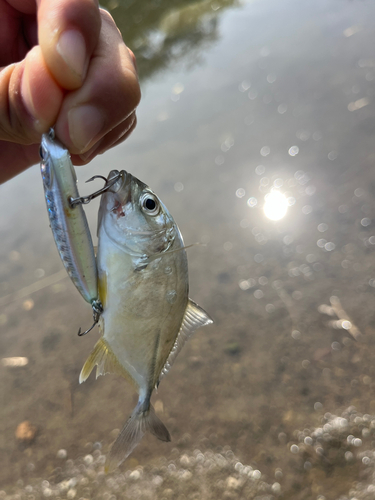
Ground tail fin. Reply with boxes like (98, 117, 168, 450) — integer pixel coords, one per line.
(105, 402, 170, 472)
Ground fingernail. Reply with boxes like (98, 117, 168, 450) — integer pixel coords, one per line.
(68, 105, 104, 152)
(21, 68, 35, 116)
(57, 30, 87, 80)
(21, 67, 47, 134)
(79, 139, 103, 162)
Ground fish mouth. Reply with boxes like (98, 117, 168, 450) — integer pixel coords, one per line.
(106, 170, 126, 192)
(106, 170, 133, 209)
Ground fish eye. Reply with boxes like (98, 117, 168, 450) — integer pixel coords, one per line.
(140, 192, 160, 216)
(145, 198, 156, 210)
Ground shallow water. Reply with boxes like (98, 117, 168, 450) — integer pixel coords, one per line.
(2, 0, 375, 497)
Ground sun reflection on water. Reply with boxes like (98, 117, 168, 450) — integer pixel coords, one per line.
(263, 190, 289, 221)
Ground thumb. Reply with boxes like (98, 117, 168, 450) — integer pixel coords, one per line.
(37, 0, 101, 90)
(0, 46, 63, 143)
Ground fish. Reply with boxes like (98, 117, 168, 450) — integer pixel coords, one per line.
(79, 170, 213, 471)
(39, 129, 102, 318)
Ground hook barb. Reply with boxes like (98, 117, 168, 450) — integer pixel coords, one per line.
(77, 321, 97, 337)
(86, 175, 108, 184)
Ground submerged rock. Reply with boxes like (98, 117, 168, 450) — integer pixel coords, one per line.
(15, 421, 37, 444)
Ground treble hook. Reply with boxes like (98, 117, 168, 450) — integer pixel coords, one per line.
(77, 321, 97, 337)
(77, 300, 103, 337)
(70, 172, 122, 208)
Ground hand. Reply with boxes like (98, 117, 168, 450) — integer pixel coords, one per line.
(0, 0, 141, 184)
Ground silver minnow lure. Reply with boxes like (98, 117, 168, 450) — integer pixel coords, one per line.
(39, 129, 100, 315)
(79, 170, 213, 471)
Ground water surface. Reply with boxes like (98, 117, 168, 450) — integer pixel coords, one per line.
(2, 0, 375, 497)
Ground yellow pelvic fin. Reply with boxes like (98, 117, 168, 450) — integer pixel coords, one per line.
(79, 338, 134, 385)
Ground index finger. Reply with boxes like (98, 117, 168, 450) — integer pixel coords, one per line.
(37, 0, 101, 90)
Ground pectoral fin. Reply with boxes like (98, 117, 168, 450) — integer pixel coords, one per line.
(158, 299, 213, 384)
(79, 338, 134, 385)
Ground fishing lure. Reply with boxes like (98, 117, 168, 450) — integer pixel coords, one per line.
(39, 129, 118, 334)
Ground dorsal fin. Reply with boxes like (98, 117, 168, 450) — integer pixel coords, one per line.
(79, 338, 135, 385)
(157, 299, 213, 385)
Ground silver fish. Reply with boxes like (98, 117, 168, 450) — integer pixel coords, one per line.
(40, 129, 101, 316)
(79, 170, 212, 471)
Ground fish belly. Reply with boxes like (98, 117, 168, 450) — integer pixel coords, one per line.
(98, 239, 188, 393)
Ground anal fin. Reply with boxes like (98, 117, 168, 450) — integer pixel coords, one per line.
(79, 338, 133, 384)
(158, 299, 213, 384)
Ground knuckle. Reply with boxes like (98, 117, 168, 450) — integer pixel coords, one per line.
(102, 66, 140, 118)
(99, 7, 116, 25)
(125, 71, 141, 111)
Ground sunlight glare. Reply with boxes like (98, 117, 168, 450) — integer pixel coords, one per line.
(263, 190, 288, 220)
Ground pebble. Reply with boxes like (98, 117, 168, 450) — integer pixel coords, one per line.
(2, 443, 281, 499)
(15, 421, 37, 444)
(129, 470, 141, 480)
(6, 409, 375, 500)
(180, 454, 190, 467)
(226, 476, 240, 489)
(66, 488, 76, 499)
(83, 455, 94, 466)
